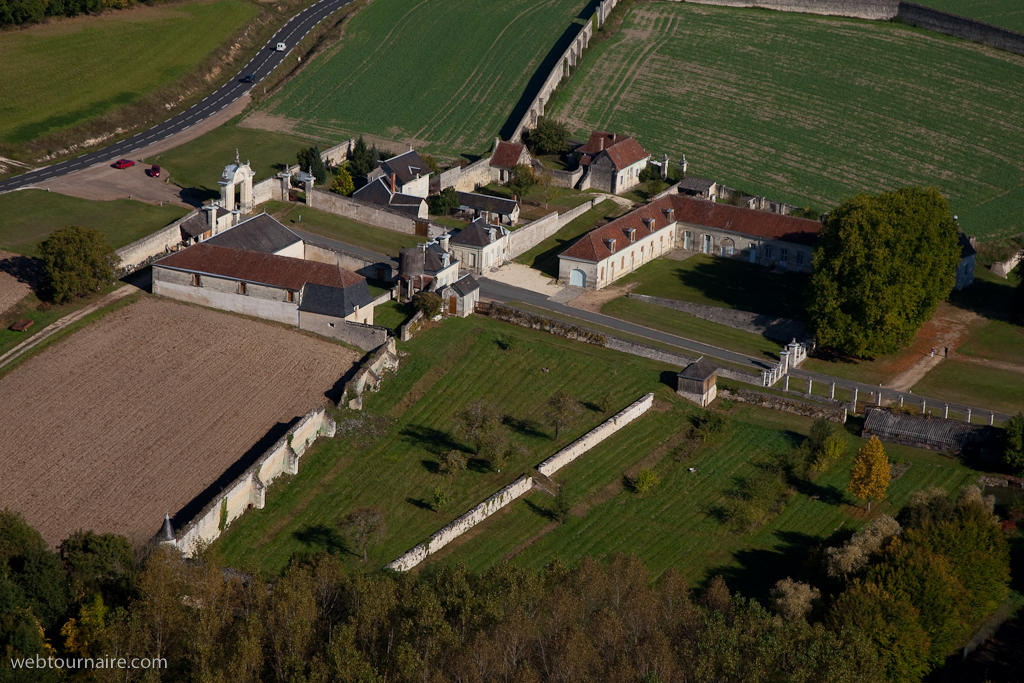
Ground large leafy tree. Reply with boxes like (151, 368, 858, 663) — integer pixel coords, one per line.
(848, 436, 890, 512)
(807, 187, 961, 357)
(524, 117, 570, 155)
(1004, 412, 1024, 474)
(39, 225, 118, 304)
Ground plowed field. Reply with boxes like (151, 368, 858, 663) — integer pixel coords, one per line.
(0, 297, 358, 546)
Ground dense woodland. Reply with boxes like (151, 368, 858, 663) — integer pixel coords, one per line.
(0, 485, 1012, 683)
(0, 0, 163, 28)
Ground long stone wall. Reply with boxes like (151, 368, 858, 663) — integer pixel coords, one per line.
(627, 293, 810, 343)
(897, 3, 1024, 57)
(682, 0, 897, 20)
(309, 190, 446, 238)
(537, 393, 654, 476)
(508, 212, 558, 258)
(991, 250, 1023, 279)
(386, 474, 534, 571)
(116, 210, 199, 274)
(722, 388, 847, 422)
(172, 408, 336, 556)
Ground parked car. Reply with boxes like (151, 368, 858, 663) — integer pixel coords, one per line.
(149, 165, 161, 178)
(241, 74, 256, 83)
(113, 159, 134, 169)
(276, 42, 286, 52)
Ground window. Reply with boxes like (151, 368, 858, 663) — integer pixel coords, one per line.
(191, 273, 200, 287)
(796, 251, 804, 265)
(764, 245, 773, 259)
(780, 248, 788, 263)
(286, 290, 294, 302)
(328, 322, 335, 328)
(621, 257, 625, 269)
(238, 282, 247, 295)
(726, 245, 734, 255)
(600, 267, 605, 280)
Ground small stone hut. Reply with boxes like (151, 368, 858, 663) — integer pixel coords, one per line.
(677, 357, 718, 407)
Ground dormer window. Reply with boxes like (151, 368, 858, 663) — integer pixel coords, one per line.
(625, 228, 636, 242)
(662, 208, 674, 221)
(642, 217, 655, 231)
(604, 238, 617, 253)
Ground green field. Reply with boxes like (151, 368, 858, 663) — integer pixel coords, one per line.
(0, 190, 188, 258)
(0, 0, 257, 148)
(258, 0, 588, 158)
(912, 360, 1024, 416)
(266, 201, 421, 256)
(922, 0, 1024, 34)
(550, 2, 1024, 240)
(436, 406, 980, 597)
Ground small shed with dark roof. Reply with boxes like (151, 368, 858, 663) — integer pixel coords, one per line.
(456, 191, 519, 225)
(677, 357, 718, 407)
(677, 176, 719, 200)
(862, 406, 988, 454)
(439, 274, 481, 318)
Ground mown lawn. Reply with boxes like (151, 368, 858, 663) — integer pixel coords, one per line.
(515, 200, 623, 278)
(373, 299, 414, 331)
(921, 0, 1024, 34)
(436, 403, 983, 600)
(266, 201, 420, 257)
(0, 0, 257, 147)
(911, 361, 1024, 416)
(215, 315, 675, 575)
(0, 190, 188, 257)
(259, 0, 588, 158)
(550, 2, 1024, 240)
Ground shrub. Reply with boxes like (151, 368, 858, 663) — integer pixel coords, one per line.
(429, 187, 458, 215)
(631, 469, 661, 495)
(412, 291, 442, 318)
(552, 488, 572, 523)
(639, 164, 659, 183)
(1002, 412, 1024, 474)
(432, 486, 451, 512)
(691, 409, 728, 442)
(811, 434, 847, 473)
(330, 166, 354, 196)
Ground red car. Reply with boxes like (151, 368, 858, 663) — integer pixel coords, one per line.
(113, 159, 135, 169)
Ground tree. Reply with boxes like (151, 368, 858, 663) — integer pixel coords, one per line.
(428, 186, 459, 216)
(848, 436, 891, 511)
(639, 164, 658, 183)
(539, 171, 557, 209)
(421, 154, 440, 175)
(331, 165, 354, 196)
(297, 145, 327, 184)
(348, 136, 377, 178)
(770, 577, 820, 622)
(631, 469, 661, 496)
(1002, 412, 1024, 474)
(342, 507, 386, 562)
(551, 487, 572, 523)
(547, 391, 582, 442)
(431, 486, 451, 513)
(509, 163, 536, 197)
(807, 187, 961, 357)
(412, 291, 442, 318)
(39, 226, 118, 303)
(438, 450, 467, 483)
(454, 399, 504, 457)
(524, 117, 570, 155)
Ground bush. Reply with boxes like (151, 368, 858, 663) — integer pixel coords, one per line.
(39, 226, 118, 303)
(412, 291, 442, 318)
(330, 165, 354, 196)
(811, 434, 847, 473)
(639, 164, 659, 183)
(552, 488, 572, 523)
(691, 409, 728, 442)
(429, 187, 458, 216)
(1002, 412, 1024, 474)
(631, 469, 661, 495)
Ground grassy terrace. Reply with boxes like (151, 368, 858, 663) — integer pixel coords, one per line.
(0, 190, 188, 258)
(0, 0, 257, 149)
(515, 199, 624, 278)
(551, 1, 1024, 240)
(266, 201, 420, 257)
(921, 0, 1024, 34)
(257, 0, 589, 158)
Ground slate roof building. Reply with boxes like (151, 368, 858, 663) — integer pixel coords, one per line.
(456, 191, 520, 225)
(449, 217, 511, 274)
(367, 149, 431, 198)
(574, 131, 651, 194)
(489, 139, 532, 182)
(677, 357, 718, 407)
(204, 213, 304, 258)
(439, 274, 481, 318)
(677, 176, 720, 201)
(862, 406, 988, 454)
(954, 231, 976, 290)
(558, 193, 821, 289)
(352, 176, 430, 219)
(397, 237, 461, 299)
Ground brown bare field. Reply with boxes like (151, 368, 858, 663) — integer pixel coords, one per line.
(0, 296, 358, 546)
(0, 250, 33, 315)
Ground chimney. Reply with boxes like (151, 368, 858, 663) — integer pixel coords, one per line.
(611, 133, 616, 142)
(438, 233, 450, 253)
(204, 204, 218, 231)
(390, 173, 396, 194)
(599, 136, 604, 151)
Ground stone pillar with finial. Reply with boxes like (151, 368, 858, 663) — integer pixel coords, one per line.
(661, 153, 669, 180)
(159, 513, 176, 548)
(679, 154, 688, 176)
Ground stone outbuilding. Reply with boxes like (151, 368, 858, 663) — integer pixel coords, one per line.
(456, 191, 520, 225)
(676, 357, 718, 407)
(440, 274, 481, 317)
(489, 138, 532, 183)
(449, 217, 511, 274)
(574, 131, 651, 194)
(677, 176, 719, 201)
(367, 149, 431, 198)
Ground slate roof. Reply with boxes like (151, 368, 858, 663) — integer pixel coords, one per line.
(155, 243, 361, 291)
(456, 191, 518, 215)
(353, 178, 425, 216)
(379, 150, 430, 185)
(451, 217, 507, 248)
(299, 281, 374, 318)
(862, 407, 982, 453)
(959, 232, 977, 259)
(205, 213, 302, 254)
(576, 131, 650, 170)
(179, 214, 209, 240)
(560, 194, 821, 263)
(490, 141, 526, 168)
(451, 274, 480, 297)
(678, 176, 717, 193)
(678, 357, 717, 381)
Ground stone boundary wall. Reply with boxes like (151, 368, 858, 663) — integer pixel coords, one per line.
(172, 407, 336, 556)
(452, 158, 494, 193)
(304, 242, 397, 282)
(682, 0, 897, 20)
(386, 474, 534, 571)
(557, 197, 602, 227)
(626, 293, 810, 343)
(992, 250, 1023, 279)
(537, 393, 654, 476)
(400, 310, 426, 342)
(309, 190, 446, 238)
(721, 387, 847, 422)
(508, 212, 559, 259)
(897, 3, 1024, 57)
(116, 209, 199, 275)
(342, 337, 399, 409)
(299, 316, 388, 352)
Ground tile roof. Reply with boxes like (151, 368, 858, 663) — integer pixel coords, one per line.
(575, 131, 650, 171)
(451, 217, 507, 248)
(205, 214, 302, 254)
(379, 150, 430, 185)
(299, 281, 374, 318)
(155, 243, 362, 291)
(678, 176, 717, 193)
(559, 198, 676, 262)
(456, 191, 518, 215)
(490, 141, 526, 168)
(576, 131, 619, 155)
(679, 358, 717, 381)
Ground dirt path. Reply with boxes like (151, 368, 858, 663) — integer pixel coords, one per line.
(886, 304, 983, 391)
(21, 93, 252, 207)
(482, 262, 565, 298)
(568, 281, 638, 313)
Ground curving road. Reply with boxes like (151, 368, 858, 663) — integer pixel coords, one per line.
(0, 0, 354, 194)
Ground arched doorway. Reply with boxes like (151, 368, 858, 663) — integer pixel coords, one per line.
(570, 269, 586, 287)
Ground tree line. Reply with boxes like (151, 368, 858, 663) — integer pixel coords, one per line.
(1, 0, 159, 29)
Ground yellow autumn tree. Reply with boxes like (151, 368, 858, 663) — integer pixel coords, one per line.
(848, 436, 891, 511)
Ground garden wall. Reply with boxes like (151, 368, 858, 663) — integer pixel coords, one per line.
(537, 393, 654, 476)
(171, 407, 336, 556)
(386, 474, 534, 571)
(116, 209, 198, 274)
(897, 3, 1024, 57)
(626, 293, 810, 343)
(722, 388, 847, 422)
(342, 337, 400, 409)
(682, 0, 897, 20)
(508, 212, 559, 258)
(991, 250, 1023, 279)
(309, 190, 447, 238)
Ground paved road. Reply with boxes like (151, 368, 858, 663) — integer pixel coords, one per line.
(0, 0, 355, 194)
(479, 278, 1017, 423)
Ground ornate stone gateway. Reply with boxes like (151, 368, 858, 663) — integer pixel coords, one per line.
(219, 149, 255, 215)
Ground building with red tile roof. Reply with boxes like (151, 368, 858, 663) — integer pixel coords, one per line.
(558, 192, 821, 289)
(574, 131, 651, 194)
(489, 138, 532, 182)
